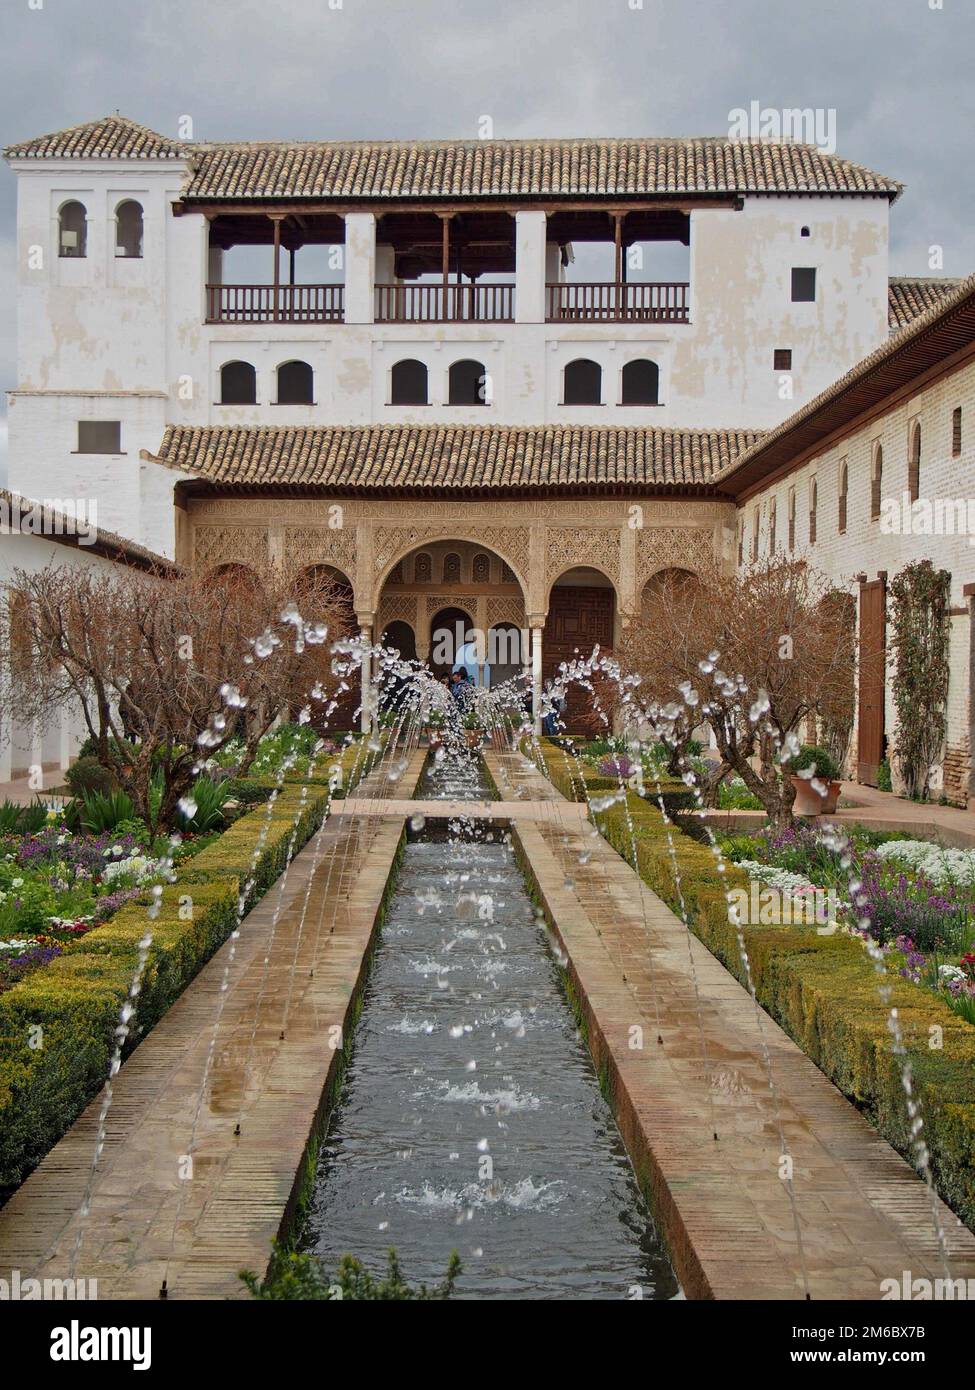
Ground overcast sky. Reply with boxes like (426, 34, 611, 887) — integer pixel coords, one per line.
(1, 0, 973, 477)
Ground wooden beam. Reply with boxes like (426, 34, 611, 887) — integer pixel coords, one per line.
(174, 195, 744, 219)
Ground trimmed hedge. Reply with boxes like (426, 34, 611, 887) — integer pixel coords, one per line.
(0, 737, 383, 1192)
(534, 742, 975, 1231)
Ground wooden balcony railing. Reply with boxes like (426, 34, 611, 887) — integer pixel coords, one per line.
(206, 283, 345, 323)
(375, 282, 515, 323)
(545, 281, 690, 323)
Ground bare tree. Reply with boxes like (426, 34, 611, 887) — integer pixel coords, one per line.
(3, 563, 349, 835)
(618, 557, 863, 826)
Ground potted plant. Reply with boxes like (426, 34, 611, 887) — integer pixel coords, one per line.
(789, 744, 843, 815)
(462, 710, 485, 750)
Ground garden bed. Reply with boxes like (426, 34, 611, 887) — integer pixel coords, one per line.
(532, 742, 975, 1231)
(0, 736, 381, 1193)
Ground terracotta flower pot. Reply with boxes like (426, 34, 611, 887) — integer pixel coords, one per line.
(790, 774, 842, 816)
(466, 728, 484, 750)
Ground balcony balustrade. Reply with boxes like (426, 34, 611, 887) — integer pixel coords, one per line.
(545, 281, 690, 323)
(206, 283, 345, 323)
(374, 282, 515, 323)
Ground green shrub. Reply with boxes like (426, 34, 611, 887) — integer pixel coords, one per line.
(791, 744, 841, 781)
(878, 758, 893, 793)
(174, 775, 232, 834)
(242, 1248, 461, 1301)
(0, 799, 50, 835)
(77, 787, 136, 833)
(585, 786, 975, 1231)
(65, 757, 116, 799)
(0, 733, 390, 1190)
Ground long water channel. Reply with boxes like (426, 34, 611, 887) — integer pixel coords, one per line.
(302, 752, 678, 1299)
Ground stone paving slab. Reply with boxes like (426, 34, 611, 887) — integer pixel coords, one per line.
(0, 750, 427, 1300)
(483, 751, 975, 1299)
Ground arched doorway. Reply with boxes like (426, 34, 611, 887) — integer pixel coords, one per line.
(543, 567, 617, 732)
(294, 563, 358, 731)
(487, 622, 524, 688)
(374, 539, 527, 693)
(429, 606, 475, 680)
(380, 619, 417, 661)
(640, 566, 701, 622)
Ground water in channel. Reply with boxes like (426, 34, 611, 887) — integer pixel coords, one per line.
(302, 753, 678, 1299)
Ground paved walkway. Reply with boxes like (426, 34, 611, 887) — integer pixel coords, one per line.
(485, 751, 975, 1300)
(703, 779, 975, 846)
(0, 749, 427, 1300)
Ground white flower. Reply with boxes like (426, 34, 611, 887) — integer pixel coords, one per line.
(11, 878, 24, 889)
(873, 839, 975, 886)
(938, 964, 967, 983)
(101, 855, 160, 885)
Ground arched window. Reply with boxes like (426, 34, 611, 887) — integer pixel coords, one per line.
(220, 361, 257, 405)
(908, 423, 921, 504)
(413, 552, 432, 582)
(788, 488, 796, 551)
(58, 200, 87, 258)
(391, 359, 428, 405)
(442, 552, 461, 583)
(563, 358, 602, 406)
(276, 360, 314, 405)
(809, 478, 818, 544)
(448, 359, 489, 406)
(115, 200, 143, 258)
(871, 443, 883, 520)
(768, 497, 777, 553)
(620, 359, 660, 406)
(838, 460, 848, 534)
(472, 553, 491, 583)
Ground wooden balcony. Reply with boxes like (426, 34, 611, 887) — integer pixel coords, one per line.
(375, 282, 514, 323)
(546, 281, 690, 323)
(206, 283, 345, 323)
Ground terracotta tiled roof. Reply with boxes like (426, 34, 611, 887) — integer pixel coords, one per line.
(3, 114, 185, 161)
(181, 137, 901, 201)
(150, 425, 761, 492)
(888, 276, 964, 332)
(721, 273, 975, 496)
(3, 116, 902, 201)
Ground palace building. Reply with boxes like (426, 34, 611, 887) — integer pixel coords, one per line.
(3, 115, 973, 791)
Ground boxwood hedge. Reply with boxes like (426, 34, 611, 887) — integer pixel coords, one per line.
(0, 737, 383, 1192)
(534, 741, 975, 1231)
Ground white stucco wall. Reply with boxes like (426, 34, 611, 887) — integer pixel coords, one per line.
(739, 356, 975, 799)
(5, 155, 893, 560)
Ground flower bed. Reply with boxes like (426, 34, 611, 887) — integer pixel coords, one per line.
(0, 735, 383, 1192)
(531, 741, 975, 1230)
(721, 825, 975, 1026)
(0, 826, 168, 993)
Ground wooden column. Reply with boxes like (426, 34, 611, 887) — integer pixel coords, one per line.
(613, 212, 624, 318)
(440, 213, 452, 320)
(271, 214, 283, 322)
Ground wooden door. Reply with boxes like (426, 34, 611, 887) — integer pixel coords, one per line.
(542, 585, 615, 730)
(857, 578, 886, 784)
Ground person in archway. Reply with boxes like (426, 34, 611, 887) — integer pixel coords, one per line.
(451, 669, 474, 710)
(542, 682, 565, 736)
